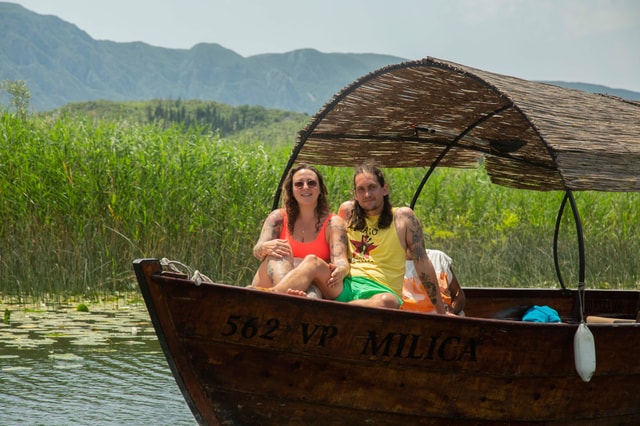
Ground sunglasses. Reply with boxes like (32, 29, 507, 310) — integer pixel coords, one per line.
(293, 180, 318, 189)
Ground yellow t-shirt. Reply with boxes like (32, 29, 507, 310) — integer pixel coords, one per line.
(347, 213, 406, 297)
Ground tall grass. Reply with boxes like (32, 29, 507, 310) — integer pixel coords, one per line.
(1, 111, 638, 303)
(0, 112, 287, 302)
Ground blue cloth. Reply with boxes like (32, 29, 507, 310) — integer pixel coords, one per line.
(522, 305, 561, 323)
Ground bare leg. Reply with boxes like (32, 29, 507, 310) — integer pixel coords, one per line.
(271, 255, 343, 299)
(268, 256, 295, 285)
(348, 292, 400, 309)
(251, 255, 295, 288)
(250, 265, 263, 288)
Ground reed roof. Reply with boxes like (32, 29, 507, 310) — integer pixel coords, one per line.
(293, 57, 640, 192)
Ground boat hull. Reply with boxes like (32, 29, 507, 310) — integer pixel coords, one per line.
(134, 258, 640, 425)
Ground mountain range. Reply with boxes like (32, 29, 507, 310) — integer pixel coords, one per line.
(2, 2, 639, 114)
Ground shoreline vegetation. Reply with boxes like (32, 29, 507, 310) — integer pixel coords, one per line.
(1, 100, 639, 305)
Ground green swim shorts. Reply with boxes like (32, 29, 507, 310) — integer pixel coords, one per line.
(335, 275, 402, 305)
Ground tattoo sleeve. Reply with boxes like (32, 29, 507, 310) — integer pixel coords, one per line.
(253, 214, 284, 259)
(403, 209, 443, 310)
(418, 270, 440, 306)
(266, 216, 284, 239)
(405, 211, 427, 261)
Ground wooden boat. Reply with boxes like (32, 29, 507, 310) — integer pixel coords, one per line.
(134, 57, 640, 425)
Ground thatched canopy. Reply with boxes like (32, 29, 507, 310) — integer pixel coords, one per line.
(292, 57, 640, 192)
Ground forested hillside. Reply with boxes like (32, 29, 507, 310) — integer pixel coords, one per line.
(0, 2, 403, 113)
(53, 99, 309, 141)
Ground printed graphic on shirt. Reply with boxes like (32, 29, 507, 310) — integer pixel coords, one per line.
(351, 234, 377, 259)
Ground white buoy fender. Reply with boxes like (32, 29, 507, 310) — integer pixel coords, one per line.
(574, 323, 596, 382)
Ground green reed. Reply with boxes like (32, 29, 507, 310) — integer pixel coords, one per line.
(1, 111, 638, 302)
(0, 112, 285, 301)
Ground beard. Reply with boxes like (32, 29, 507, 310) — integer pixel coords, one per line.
(357, 198, 382, 215)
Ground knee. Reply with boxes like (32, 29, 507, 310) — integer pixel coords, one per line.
(380, 293, 401, 309)
(300, 254, 325, 268)
(371, 292, 400, 309)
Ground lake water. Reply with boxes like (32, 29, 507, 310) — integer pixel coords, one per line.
(0, 302, 196, 425)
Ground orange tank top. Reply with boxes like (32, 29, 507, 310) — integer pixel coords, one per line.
(279, 210, 332, 262)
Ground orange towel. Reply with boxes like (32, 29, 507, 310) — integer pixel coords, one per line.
(401, 250, 452, 313)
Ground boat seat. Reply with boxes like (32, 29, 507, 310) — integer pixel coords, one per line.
(586, 314, 640, 324)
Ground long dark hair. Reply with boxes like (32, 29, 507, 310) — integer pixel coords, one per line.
(281, 164, 330, 234)
(349, 160, 393, 231)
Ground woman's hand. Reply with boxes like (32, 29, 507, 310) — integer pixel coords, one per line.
(259, 239, 291, 260)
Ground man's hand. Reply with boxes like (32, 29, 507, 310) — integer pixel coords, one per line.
(327, 262, 347, 288)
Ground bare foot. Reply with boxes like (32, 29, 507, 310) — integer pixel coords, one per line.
(287, 289, 307, 297)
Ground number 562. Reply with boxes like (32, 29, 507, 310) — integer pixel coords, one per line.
(221, 315, 280, 340)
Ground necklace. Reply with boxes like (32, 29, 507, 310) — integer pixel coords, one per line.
(298, 220, 315, 243)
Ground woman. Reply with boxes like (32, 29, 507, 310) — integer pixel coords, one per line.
(251, 164, 348, 296)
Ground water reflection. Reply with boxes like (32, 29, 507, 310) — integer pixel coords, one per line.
(0, 303, 196, 425)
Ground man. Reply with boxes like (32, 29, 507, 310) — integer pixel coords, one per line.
(271, 161, 446, 314)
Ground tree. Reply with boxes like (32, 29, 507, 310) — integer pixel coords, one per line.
(1, 80, 31, 118)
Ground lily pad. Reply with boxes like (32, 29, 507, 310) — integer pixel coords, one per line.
(48, 353, 84, 361)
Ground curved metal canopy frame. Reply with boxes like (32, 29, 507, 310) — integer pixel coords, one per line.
(408, 102, 513, 210)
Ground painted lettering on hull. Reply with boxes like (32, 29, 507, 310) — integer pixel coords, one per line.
(219, 314, 478, 362)
(361, 331, 477, 361)
(301, 323, 338, 346)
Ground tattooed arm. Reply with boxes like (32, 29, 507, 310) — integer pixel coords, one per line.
(252, 209, 291, 260)
(337, 200, 354, 222)
(326, 214, 350, 287)
(395, 207, 447, 315)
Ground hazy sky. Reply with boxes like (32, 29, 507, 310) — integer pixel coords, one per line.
(10, 0, 640, 92)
